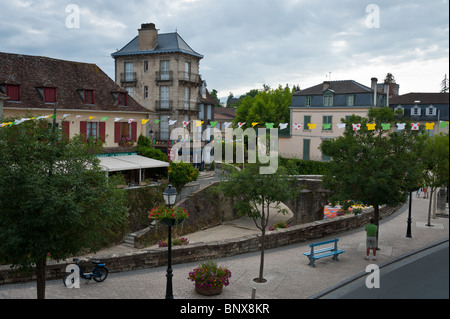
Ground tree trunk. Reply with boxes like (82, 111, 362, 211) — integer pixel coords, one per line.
(427, 188, 434, 226)
(255, 201, 267, 283)
(374, 204, 380, 250)
(36, 258, 47, 299)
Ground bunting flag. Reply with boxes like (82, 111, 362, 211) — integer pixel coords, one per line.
(169, 120, 177, 126)
(397, 123, 406, 130)
(337, 123, 346, 129)
(381, 123, 391, 130)
(114, 117, 123, 122)
(352, 123, 361, 131)
(88, 116, 96, 120)
(128, 118, 134, 124)
(223, 122, 232, 129)
(101, 117, 109, 121)
(307, 123, 316, 130)
(425, 122, 434, 130)
(238, 122, 246, 128)
(182, 120, 190, 128)
(210, 121, 218, 128)
(195, 120, 203, 127)
(294, 123, 302, 130)
(279, 123, 288, 130)
(141, 119, 150, 125)
(155, 119, 161, 124)
(252, 122, 259, 127)
(411, 123, 420, 130)
(76, 115, 82, 118)
(265, 123, 274, 129)
(322, 123, 332, 130)
(63, 114, 71, 119)
(440, 121, 449, 128)
(366, 123, 376, 130)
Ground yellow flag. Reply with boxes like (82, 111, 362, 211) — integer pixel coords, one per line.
(141, 119, 150, 125)
(425, 122, 435, 130)
(196, 120, 204, 127)
(307, 123, 317, 130)
(89, 116, 96, 120)
(252, 122, 259, 127)
(367, 123, 376, 130)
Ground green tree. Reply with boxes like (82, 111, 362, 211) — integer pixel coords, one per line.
(219, 163, 297, 283)
(168, 161, 199, 192)
(320, 107, 424, 245)
(233, 85, 292, 128)
(420, 133, 449, 225)
(0, 118, 128, 299)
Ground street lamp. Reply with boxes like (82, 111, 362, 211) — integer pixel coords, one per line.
(406, 187, 419, 238)
(162, 184, 178, 299)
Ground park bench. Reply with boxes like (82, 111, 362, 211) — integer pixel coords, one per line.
(303, 238, 345, 267)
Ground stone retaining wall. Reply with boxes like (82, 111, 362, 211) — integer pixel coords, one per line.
(0, 204, 401, 285)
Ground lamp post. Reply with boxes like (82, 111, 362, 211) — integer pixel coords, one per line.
(406, 190, 413, 238)
(163, 184, 178, 299)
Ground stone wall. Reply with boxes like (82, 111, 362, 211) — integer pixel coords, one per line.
(0, 204, 401, 285)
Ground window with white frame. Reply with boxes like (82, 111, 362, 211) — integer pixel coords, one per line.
(426, 105, 436, 116)
(411, 105, 421, 116)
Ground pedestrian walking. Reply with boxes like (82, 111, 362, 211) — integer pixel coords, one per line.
(423, 186, 428, 199)
(417, 187, 422, 198)
(365, 218, 378, 261)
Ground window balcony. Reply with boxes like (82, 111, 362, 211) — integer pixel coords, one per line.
(120, 72, 137, 86)
(155, 71, 173, 82)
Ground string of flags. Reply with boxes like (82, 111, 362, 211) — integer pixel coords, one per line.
(2, 114, 449, 131)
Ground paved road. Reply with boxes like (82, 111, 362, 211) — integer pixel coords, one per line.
(318, 241, 449, 299)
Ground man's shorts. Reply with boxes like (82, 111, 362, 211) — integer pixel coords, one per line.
(366, 236, 377, 249)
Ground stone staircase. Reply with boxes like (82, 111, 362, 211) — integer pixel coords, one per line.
(122, 233, 136, 248)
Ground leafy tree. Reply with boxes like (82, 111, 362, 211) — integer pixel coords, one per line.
(320, 107, 425, 246)
(419, 133, 449, 225)
(219, 163, 297, 283)
(0, 118, 128, 299)
(168, 161, 199, 192)
(233, 85, 292, 128)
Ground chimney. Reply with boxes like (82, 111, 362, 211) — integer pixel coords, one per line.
(323, 81, 330, 91)
(138, 23, 158, 51)
(371, 77, 378, 107)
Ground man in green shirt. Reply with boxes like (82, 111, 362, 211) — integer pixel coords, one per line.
(365, 218, 378, 260)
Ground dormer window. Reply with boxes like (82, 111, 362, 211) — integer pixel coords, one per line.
(118, 92, 128, 106)
(43, 87, 57, 103)
(323, 93, 334, 106)
(5, 84, 21, 101)
(84, 89, 95, 105)
(426, 105, 436, 116)
(411, 105, 421, 116)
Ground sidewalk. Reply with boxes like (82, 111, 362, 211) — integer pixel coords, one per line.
(0, 194, 448, 299)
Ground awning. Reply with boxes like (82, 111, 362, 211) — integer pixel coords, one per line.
(98, 155, 169, 172)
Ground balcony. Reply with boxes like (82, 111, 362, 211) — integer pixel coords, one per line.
(178, 72, 201, 86)
(120, 72, 137, 86)
(155, 100, 173, 112)
(176, 102, 199, 113)
(155, 71, 174, 82)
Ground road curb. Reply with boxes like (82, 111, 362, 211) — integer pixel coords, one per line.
(308, 237, 449, 299)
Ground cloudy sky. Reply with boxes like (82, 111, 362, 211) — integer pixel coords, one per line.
(1, 0, 448, 100)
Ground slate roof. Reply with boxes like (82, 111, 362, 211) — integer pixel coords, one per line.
(293, 80, 374, 95)
(0, 52, 149, 113)
(389, 92, 449, 105)
(111, 32, 203, 59)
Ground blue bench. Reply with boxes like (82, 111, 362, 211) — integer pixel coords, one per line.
(303, 238, 345, 267)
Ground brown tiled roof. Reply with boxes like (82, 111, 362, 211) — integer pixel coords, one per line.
(390, 92, 449, 105)
(214, 107, 236, 120)
(0, 52, 149, 113)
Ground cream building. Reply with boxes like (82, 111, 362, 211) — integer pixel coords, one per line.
(112, 23, 216, 144)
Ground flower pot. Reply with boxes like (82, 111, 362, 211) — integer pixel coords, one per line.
(160, 218, 185, 227)
(195, 284, 223, 296)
